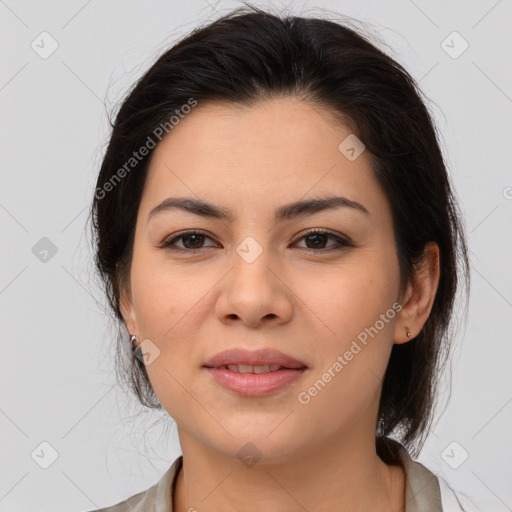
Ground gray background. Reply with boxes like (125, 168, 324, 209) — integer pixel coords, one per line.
(1, 0, 511, 511)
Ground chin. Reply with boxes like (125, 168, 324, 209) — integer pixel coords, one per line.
(214, 426, 310, 466)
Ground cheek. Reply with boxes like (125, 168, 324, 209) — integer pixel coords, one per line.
(295, 254, 399, 410)
(128, 252, 216, 393)
(295, 279, 398, 433)
(298, 256, 399, 345)
(129, 249, 207, 336)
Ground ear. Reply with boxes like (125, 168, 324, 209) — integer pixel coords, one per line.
(119, 284, 139, 337)
(393, 241, 440, 344)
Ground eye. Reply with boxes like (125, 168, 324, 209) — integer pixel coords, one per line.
(161, 230, 218, 252)
(293, 229, 354, 251)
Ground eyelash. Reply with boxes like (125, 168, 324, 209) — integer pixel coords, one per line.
(160, 229, 354, 254)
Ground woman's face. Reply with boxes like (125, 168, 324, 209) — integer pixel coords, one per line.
(121, 97, 407, 462)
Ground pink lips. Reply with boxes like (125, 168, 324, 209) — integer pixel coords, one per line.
(203, 347, 307, 369)
(203, 348, 308, 397)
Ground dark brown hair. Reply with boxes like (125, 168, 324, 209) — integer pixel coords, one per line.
(88, 4, 470, 462)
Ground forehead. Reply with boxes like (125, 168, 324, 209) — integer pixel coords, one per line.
(151, 97, 361, 167)
(141, 97, 387, 220)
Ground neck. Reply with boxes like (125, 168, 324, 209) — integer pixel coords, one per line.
(173, 426, 405, 512)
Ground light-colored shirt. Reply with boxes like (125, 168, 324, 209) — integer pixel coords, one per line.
(85, 442, 466, 511)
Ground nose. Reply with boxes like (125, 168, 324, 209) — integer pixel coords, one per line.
(215, 247, 294, 329)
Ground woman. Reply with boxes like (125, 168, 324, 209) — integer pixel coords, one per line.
(88, 5, 471, 511)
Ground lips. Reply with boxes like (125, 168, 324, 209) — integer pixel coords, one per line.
(215, 363, 283, 373)
(202, 347, 308, 370)
(203, 348, 308, 396)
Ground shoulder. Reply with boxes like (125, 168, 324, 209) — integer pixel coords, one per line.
(383, 437, 467, 511)
(83, 482, 158, 512)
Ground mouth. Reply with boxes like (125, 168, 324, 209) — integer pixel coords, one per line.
(208, 363, 299, 373)
(202, 347, 308, 370)
(202, 347, 308, 397)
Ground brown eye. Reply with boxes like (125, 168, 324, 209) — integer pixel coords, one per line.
(162, 231, 217, 251)
(303, 232, 330, 249)
(180, 233, 206, 249)
(295, 229, 354, 251)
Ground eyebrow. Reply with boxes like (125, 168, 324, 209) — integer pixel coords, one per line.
(147, 195, 370, 224)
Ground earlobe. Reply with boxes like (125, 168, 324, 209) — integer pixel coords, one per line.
(393, 241, 440, 345)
